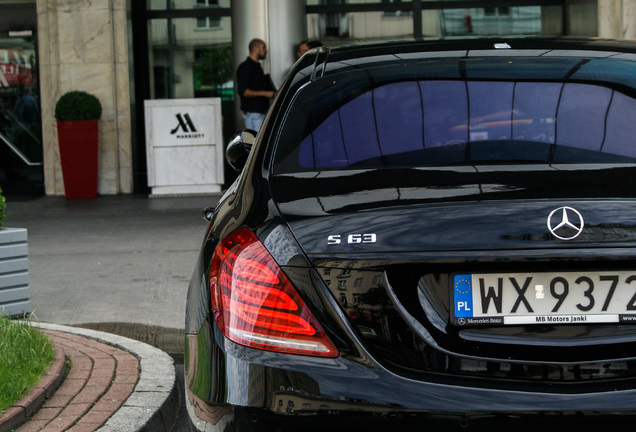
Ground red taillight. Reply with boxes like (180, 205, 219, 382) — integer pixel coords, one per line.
(210, 227, 339, 358)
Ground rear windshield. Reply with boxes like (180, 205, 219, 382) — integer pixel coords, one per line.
(272, 56, 636, 173)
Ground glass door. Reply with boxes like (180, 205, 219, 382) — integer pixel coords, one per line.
(0, 36, 43, 196)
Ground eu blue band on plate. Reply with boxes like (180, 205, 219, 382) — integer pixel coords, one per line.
(454, 274, 473, 318)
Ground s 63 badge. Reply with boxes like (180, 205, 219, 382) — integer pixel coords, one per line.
(327, 233, 377, 245)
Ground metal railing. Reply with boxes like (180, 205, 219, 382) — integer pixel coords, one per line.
(1, 109, 43, 167)
(0, 131, 42, 167)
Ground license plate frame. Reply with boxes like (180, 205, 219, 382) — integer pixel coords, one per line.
(451, 271, 636, 327)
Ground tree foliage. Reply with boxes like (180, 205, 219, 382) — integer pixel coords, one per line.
(195, 45, 233, 89)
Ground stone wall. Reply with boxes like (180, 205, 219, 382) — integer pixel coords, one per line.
(598, 0, 636, 39)
(37, 0, 132, 196)
(567, 0, 598, 36)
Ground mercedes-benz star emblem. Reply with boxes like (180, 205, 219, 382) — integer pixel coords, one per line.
(547, 207, 584, 240)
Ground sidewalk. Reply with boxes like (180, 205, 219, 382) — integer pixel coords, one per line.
(1, 324, 176, 432)
(5, 194, 217, 333)
(0, 194, 221, 431)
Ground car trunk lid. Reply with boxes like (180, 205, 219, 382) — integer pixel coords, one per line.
(270, 170, 636, 385)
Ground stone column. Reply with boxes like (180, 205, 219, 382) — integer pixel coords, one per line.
(622, 0, 636, 39)
(598, 0, 636, 39)
(37, 0, 132, 196)
(567, 0, 598, 36)
(267, 0, 307, 88)
(231, 0, 306, 130)
(598, 0, 621, 38)
(540, 6, 564, 35)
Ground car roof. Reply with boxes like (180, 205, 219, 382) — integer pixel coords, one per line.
(326, 37, 636, 59)
(295, 37, 636, 82)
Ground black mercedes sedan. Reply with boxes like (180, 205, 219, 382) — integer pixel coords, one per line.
(185, 38, 636, 431)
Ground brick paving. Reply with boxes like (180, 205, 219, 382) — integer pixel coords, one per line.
(0, 329, 140, 432)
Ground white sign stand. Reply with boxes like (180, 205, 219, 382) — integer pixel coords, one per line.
(144, 98, 224, 196)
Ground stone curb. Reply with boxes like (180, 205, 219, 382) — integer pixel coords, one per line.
(38, 323, 179, 432)
(0, 345, 66, 432)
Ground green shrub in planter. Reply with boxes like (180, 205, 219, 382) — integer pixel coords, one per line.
(54, 91, 102, 121)
(0, 186, 6, 228)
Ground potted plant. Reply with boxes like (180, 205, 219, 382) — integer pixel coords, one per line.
(0, 186, 32, 317)
(55, 91, 102, 198)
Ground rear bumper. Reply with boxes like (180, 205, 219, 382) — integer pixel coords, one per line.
(185, 322, 636, 432)
(186, 402, 636, 432)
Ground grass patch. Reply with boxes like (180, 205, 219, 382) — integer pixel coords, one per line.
(0, 316, 55, 413)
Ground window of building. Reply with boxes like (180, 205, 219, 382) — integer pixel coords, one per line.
(339, 293, 348, 306)
(195, 0, 221, 29)
(307, 1, 563, 41)
(147, 16, 231, 98)
(441, 6, 542, 36)
(196, 17, 221, 29)
(382, 0, 412, 18)
(340, 268, 352, 277)
(485, 7, 511, 16)
(308, 10, 413, 41)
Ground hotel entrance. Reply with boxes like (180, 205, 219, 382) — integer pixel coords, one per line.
(0, 1, 41, 197)
(0, 34, 43, 196)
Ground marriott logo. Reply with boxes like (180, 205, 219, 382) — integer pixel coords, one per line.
(170, 113, 204, 139)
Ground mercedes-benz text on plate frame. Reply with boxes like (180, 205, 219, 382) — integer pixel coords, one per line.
(453, 271, 636, 326)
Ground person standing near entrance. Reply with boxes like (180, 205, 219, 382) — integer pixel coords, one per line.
(296, 40, 310, 59)
(236, 38, 276, 131)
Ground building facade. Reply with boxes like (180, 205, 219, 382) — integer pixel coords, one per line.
(0, 0, 626, 196)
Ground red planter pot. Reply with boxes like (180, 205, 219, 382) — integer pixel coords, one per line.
(57, 120, 99, 198)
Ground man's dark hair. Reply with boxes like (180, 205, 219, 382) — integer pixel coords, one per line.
(249, 38, 265, 52)
(297, 40, 309, 51)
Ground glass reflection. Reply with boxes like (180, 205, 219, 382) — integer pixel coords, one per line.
(306, 3, 564, 42)
(0, 36, 43, 194)
(148, 17, 232, 100)
(319, 265, 636, 383)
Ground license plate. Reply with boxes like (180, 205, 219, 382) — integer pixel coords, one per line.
(452, 271, 636, 326)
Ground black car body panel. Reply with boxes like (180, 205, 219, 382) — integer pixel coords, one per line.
(185, 38, 636, 431)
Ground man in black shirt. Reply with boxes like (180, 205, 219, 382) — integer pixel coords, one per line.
(236, 38, 276, 131)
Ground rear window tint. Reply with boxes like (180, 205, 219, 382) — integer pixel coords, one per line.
(273, 58, 636, 173)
